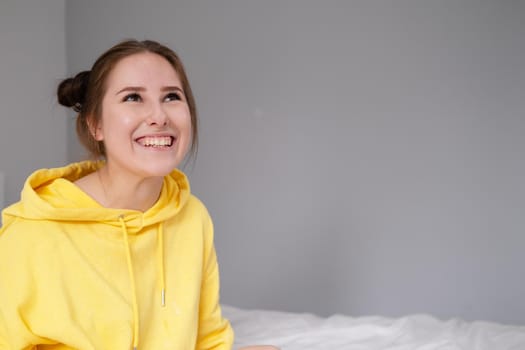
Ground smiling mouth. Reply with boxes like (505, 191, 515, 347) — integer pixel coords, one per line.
(136, 136, 174, 147)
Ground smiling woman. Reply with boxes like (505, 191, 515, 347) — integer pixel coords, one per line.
(0, 39, 276, 350)
(72, 51, 193, 211)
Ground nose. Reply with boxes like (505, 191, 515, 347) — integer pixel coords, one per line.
(147, 102, 168, 126)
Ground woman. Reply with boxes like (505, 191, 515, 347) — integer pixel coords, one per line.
(0, 39, 277, 350)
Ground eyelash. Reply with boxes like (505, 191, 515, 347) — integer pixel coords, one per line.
(164, 92, 182, 101)
(123, 93, 141, 102)
(122, 92, 182, 102)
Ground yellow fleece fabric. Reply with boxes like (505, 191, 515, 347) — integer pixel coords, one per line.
(0, 161, 233, 349)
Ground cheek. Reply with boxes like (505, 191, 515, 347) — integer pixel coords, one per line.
(183, 106, 193, 131)
(171, 106, 193, 135)
(181, 112, 193, 147)
(100, 110, 137, 140)
(183, 113, 193, 135)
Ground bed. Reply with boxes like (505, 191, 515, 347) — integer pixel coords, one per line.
(222, 304, 525, 350)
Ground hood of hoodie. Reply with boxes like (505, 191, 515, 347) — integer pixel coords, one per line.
(0, 161, 235, 349)
(2, 160, 191, 233)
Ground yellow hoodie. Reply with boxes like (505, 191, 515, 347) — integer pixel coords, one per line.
(0, 161, 233, 349)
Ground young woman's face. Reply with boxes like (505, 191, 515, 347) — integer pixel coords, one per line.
(94, 52, 192, 179)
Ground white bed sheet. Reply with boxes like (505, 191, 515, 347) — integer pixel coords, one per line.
(222, 305, 525, 350)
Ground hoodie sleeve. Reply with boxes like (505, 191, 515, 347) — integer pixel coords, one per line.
(196, 214, 234, 349)
(0, 308, 12, 350)
(0, 225, 47, 350)
(0, 284, 38, 350)
(0, 309, 26, 350)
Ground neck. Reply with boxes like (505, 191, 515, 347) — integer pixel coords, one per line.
(97, 166, 164, 212)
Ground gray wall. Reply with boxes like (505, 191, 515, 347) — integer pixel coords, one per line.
(0, 0, 68, 208)
(11, 0, 525, 325)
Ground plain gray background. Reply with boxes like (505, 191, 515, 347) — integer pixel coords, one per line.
(1, 0, 524, 325)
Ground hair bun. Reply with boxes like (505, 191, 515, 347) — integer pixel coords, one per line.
(57, 71, 90, 112)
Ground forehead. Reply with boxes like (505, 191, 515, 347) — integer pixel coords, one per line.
(106, 52, 182, 89)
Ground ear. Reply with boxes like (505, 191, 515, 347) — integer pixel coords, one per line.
(86, 115, 104, 141)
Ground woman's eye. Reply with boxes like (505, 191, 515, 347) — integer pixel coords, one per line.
(123, 93, 141, 102)
(165, 92, 182, 102)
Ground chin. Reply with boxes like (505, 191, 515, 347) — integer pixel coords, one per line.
(148, 164, 180, 177)
(134, 159, 181, 178)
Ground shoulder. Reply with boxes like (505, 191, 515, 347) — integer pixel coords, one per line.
(1, 215, 38, 243)
(179, 194, 212, 221)
(172, 194, 215, 242)
(0, 216, 62, 255)
(0, 218, 64, 287)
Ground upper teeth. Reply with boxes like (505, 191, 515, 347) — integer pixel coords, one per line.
(141, 136, 172, 147)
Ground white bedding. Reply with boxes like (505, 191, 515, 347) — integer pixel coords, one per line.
(222, 305, 525, 350)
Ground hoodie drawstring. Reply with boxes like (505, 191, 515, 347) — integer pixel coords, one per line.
(118, 217, 167, 350)
(157, 222, 166, 307)
(119, 215, 140, 350)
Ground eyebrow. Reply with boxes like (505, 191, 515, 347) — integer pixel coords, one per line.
(116, 86, 185, 95)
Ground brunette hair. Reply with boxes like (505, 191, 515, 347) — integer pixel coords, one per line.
(57, 39, 198, 161)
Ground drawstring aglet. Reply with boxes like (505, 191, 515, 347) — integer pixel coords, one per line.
(161, 288, 166, 307)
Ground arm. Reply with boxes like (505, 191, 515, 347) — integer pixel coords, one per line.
(193, 209, 279, 350)
(0, 226, 43, 350)
(0, 308, 12, 350)
(196, 215, 234, 349)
